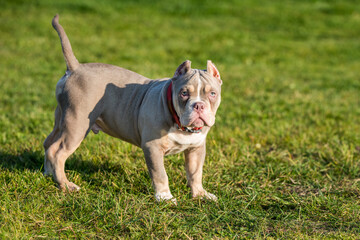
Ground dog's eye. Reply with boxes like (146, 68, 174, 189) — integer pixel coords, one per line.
(210, 91, 216, 97)
(181, 91, 189, 97)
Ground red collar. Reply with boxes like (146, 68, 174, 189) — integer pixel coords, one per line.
(167, 81, 202, 133)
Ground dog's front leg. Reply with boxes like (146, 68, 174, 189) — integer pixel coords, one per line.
(184, 142, 217, 201)
(142, 144, 176, 203)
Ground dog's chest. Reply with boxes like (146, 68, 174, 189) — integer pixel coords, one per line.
(164, 127, 206, 155)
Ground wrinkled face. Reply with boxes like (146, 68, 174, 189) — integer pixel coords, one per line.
(172, 61, 222, 128)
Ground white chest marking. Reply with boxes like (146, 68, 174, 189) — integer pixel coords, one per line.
(165, 126, 206, 155)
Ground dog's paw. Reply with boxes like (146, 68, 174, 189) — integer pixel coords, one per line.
(59, 182, 81, 192)
(192, 190, 218, 201)
(203, 191, 218, 201)
(155, 191, 177, 205)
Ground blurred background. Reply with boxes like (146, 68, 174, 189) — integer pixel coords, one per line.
(1, 0, 360, 238)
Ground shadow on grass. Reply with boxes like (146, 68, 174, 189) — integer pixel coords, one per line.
(0, 149, 152, 194)
(0, 149, 44, 171)
(0, 149, 127, 176)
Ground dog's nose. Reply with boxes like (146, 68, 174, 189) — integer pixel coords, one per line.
(194, 102, 205, 112)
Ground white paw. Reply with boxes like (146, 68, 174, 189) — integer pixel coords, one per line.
(155, 191, 177, 204)
(60, 182, 81, 192)
(203, 191, 218, 201)
(193, 190, 218, 201)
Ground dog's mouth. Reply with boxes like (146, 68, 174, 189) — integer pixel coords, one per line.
(190, 118, 205, 128)
(180, 112, 215, 129)
(188, 114, 214, 128)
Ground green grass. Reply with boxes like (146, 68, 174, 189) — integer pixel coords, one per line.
(1, 0, 360, 238)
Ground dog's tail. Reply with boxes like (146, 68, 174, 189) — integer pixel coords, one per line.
(52, 14, 80, 72)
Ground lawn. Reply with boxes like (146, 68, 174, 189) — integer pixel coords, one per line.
(1, 0, 360, 238)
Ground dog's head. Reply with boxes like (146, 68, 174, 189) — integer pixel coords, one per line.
(171, 60, 222, 130)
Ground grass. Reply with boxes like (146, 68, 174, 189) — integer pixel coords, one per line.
(1, 0, 360, 238)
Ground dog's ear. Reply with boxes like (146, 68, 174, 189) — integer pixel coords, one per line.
(207, 60, 222, 84)
(173, 60, 192, 78)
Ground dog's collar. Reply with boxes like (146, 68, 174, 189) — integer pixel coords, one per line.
(167, 81, 202, 133)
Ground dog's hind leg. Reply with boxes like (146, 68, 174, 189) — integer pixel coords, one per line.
(44, 106, 61, 176)
(44, 105, 91, 191)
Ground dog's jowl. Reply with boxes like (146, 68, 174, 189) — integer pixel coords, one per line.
(44, 14, 222, 203)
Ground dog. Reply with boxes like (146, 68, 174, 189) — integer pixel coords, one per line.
(44, 14, 222, 203)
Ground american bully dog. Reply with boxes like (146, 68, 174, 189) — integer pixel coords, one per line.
(44, 14, 222, 203)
